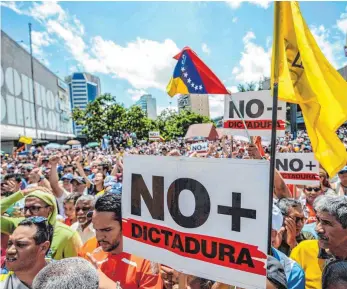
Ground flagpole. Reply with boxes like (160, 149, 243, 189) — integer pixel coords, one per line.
(267, 1, 281, 254)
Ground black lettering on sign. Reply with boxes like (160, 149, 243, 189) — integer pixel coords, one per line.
(218, 192, 257, 232)
(229, 99, 264, 119)
(185, 237, 200, 254)
(202, 239, 217, 259)
(131, 174, 164, 220)
(132, 223, 143, 238)
(245, 99, 264, 119)
(276, 159, 288, 171)
(237, 248, 255, 268)
(161, 229, 173, 246)
(148, 227, 161, 243)
(289, 159, 303, 172)
(167, 178, 211, 228)
(305, 161, 316, 171)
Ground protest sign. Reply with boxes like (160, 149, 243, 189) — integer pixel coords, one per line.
(275, 153, 319, 185)
(72, 144, 81, 149)
(149, 131, 160, 141)
(190, 142, 208, 153)
(223, 91, 286, 137)
(122, 155, 269, 289)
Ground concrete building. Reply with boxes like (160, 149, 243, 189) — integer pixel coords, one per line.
(178, 94, 210, 117)
(1, 30, 74, 152)
(135, 94, 157, 120)
(65, 72, 101, 136)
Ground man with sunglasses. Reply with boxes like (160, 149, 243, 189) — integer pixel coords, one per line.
(276, 198, 316, 256)
(0, 216, 54, 289)
(71, 195, 95, 244)
(301, 185, 324, 224)
(1, 187, 82, 260)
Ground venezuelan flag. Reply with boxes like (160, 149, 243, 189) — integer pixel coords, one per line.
(167, 47, 228, 97)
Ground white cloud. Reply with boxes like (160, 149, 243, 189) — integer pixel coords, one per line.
(29, 1, 66, 22)
(337, 5, 347, 34)
(127, 89, 148, 101)
(232, 67, 240, 74)
(202, 43, 211, 55)
(310, 25, 340, 68)
(233, 31, 271, 83)
(3, 2, 180, 91)
(227, 86, 239, 93)
(0, 1, 25, 14)
(232, 17, 238, 23)
(226, 0, 271, 10)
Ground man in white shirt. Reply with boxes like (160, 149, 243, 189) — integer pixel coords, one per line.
(71, 195, 95, 244)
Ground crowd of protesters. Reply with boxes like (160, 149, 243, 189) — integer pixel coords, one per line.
(0, 127, 347, 289)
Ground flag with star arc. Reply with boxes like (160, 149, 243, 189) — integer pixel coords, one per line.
(167, 47, 229, 97)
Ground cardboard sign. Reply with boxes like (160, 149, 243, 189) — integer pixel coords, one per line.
(223, 91, 286, 137)
(122, 156, 269, 289)
(149, 131, 160, 141)
(276, 153, 320, 185)
(190, 142, 208, 153)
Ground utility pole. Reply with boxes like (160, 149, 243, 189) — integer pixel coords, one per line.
(29, 23, 39, 141)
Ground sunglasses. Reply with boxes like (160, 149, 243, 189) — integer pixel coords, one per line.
(305, 187, 321, 192)
(293, 216, 306, 224)
(76, 206, 92, 213)
(24, 205, 50, 214)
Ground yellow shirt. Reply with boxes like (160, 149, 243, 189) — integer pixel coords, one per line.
(290, 240, 325, 289)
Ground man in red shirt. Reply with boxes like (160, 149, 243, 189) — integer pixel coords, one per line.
(86, 194, 162, 289)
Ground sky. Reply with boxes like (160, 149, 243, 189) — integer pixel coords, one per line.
(1, 1, 347, 118)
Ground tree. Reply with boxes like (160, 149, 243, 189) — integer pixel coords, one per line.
(123, 106, 157, 140)
(72, 94, 126, 140)
(156, 109, 212, 140)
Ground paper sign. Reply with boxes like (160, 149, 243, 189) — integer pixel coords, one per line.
(223, 91, 286, 137)
(190, 142, 208, 153)
(122, 156, 269, 289)
(149, 131, 160, 141)
(276, 153, 320, 185)
(72, 144, 81, 149)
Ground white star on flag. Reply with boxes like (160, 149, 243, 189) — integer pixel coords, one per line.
(187, 78, 191, 83)
(183, 72, 188, 78)
(195, 85, 198, 90)
(199, 85, 203, 90)
(181, 67, 185, 72)
(191, 82, 195, 87)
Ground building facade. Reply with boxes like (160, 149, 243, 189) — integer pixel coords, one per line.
(1, 30, 74, 152)
(135, 94, 157, 120)
(178, 94, 210, 117)
(65, 72, 101, 136)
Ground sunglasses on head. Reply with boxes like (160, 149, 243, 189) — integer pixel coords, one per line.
(305, 187, 321, 192)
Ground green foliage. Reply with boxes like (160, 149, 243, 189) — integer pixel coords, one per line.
(72, 94, 213, 141)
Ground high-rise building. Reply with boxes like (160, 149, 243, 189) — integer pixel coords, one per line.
(135, 94, 157, 120)
(65, 72, 101, 136)
(178, 94, 210, 117)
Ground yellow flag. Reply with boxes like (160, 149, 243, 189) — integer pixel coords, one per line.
(271, 1, 347, 177)
(19, 136, 33, 145)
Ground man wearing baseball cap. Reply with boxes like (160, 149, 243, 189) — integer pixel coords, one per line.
(335, 166, 347, 196)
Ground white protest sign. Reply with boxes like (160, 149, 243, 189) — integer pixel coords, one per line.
(190, 142, 208, 153)
(149, 131, 160, 141)
(122, 155, 269, 289)
(275, 153, 320, 185)
(72, 144, 81, 149)
(223, 91, 286, 137)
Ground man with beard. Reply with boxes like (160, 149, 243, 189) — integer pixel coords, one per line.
(71, 195, 95, 244)
(290, 195, 347, 289)
(0, 217, 53, 289)
(85, 193, 162, 289)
